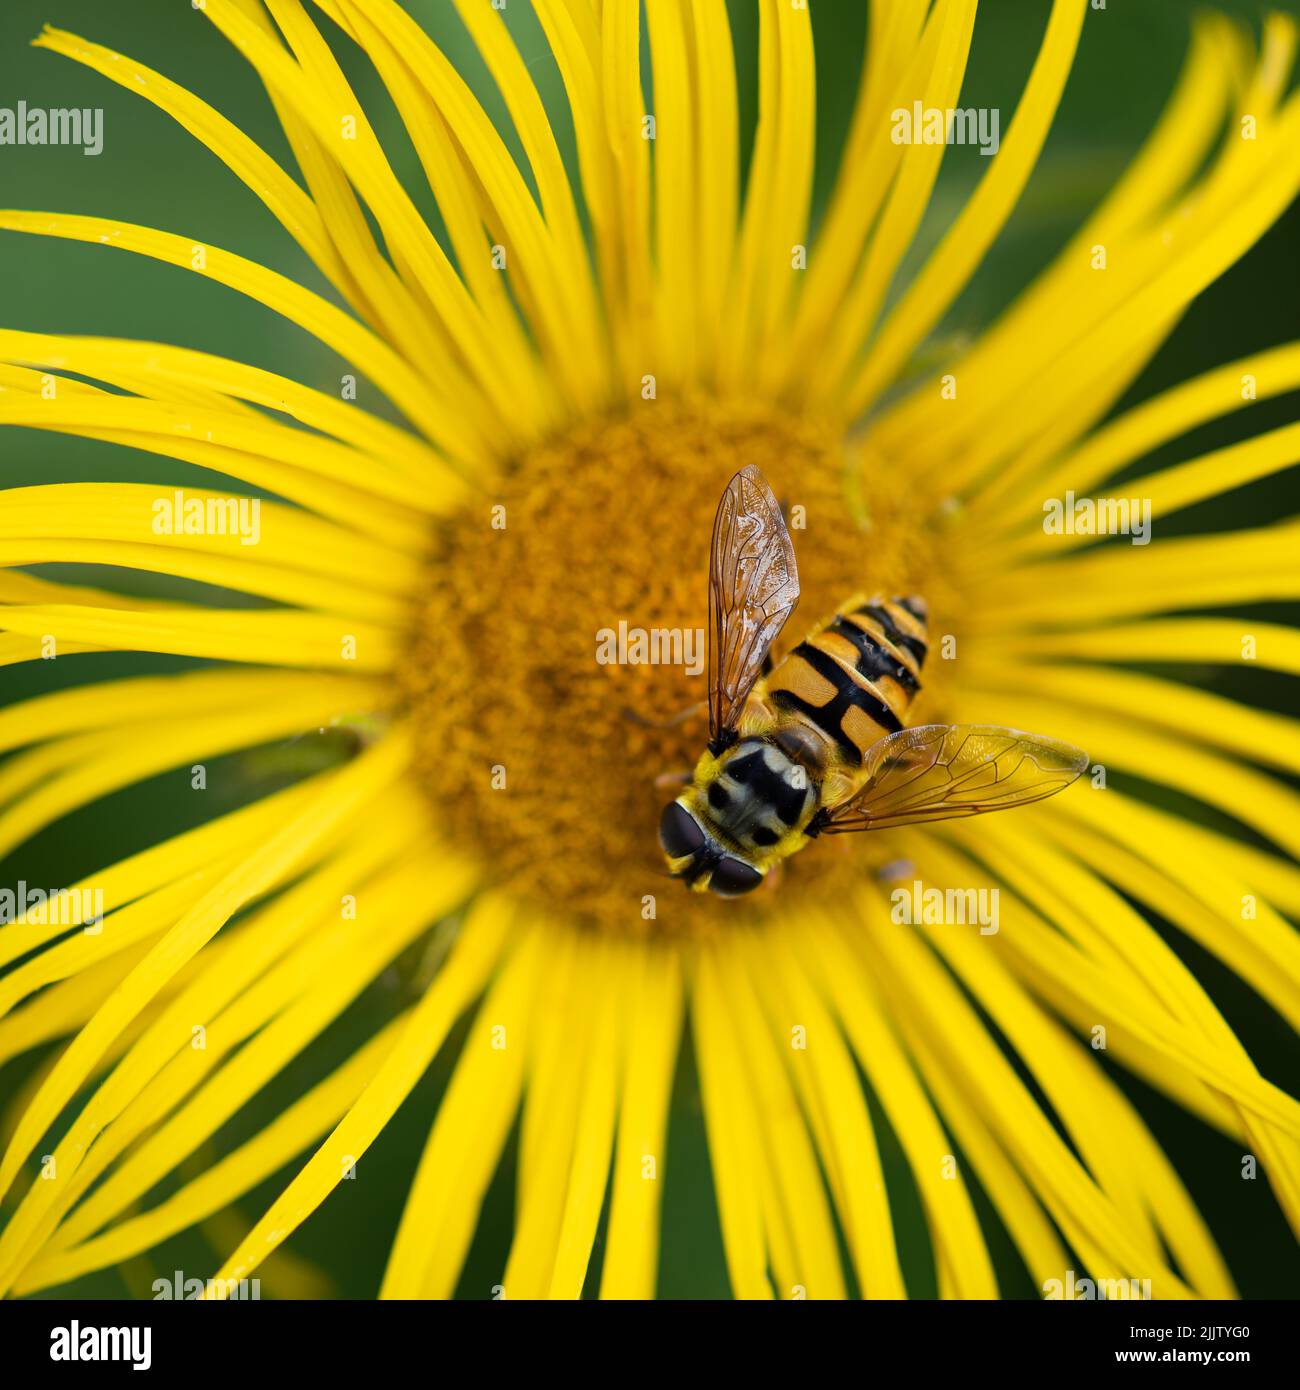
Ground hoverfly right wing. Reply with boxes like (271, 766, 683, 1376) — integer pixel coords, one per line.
(813, 724, 1088, 833)
(708, 465, 800, 752)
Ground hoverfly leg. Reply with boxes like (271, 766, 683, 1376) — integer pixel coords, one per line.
(620, 700, 707, 730)
(654, 768, 693, 791)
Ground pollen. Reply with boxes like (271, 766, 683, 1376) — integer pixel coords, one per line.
(399, 399, 958, 933)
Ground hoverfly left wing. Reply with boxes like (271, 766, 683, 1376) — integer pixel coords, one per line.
(812, 724, 1087, 834)
(708, 465, 800, 752)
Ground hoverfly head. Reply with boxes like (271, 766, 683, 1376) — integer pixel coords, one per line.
(658, 800, 764, 897)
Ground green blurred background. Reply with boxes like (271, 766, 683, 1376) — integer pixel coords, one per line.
(0, 0, 1297, 1298)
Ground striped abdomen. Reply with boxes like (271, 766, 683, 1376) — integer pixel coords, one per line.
(764, 595, 928, 767)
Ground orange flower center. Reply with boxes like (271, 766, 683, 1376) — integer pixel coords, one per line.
(400, 399, 957, 932)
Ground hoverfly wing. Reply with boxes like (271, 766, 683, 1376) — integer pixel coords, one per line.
(708, 464, 800, 751)
(814, 724, 1088, 834)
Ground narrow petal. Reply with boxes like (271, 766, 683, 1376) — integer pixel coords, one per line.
(690, 946, 773, 1299)
(855, 885, 1200, 1298)
(1040, 800, 1300, 1051)
(748, 926, 916, 1297)
(682, 1, 739, 381)
(716, 930, 848, 1300)
(201, 889, 516, 1295)
(0, 734, 412, 1291)
(0, 775, 326, 978)
(13, 1017, 404, 1295)
(973, 341, 1300, 530)
(894, 1022, 1073, 1292)
(949, 689, 1300, 863)
(0, 693, 382, 862)
(547, 940, 626, 1299)
(880, 12, 1239, 477)
(978, 524, 1300, 623)
(791, 922, 994, 1297)
(0, 603, 396, 670)
(502, 929, 600, 1297)
(1006, 422, 1300, 561)
(381, 924, 547, 1299)
(329, 0, 607, 415)
(599, 942, 682, 1299)
(0, 210, 477, 463)
(996, 616, 1300, 678)
(318, 0, 565, 424)
(1, 481, 422, 589)
(16, 844, 465, 1290)
(720, 0, 815, 390)
(847, 0, 1089, 417)
(807, 0, 977, 402)
(784, 1, 928, 381)
(0, 328, 457, 491)
(961, 664, 1300, 773)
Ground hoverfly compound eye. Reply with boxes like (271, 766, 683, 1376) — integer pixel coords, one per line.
(709, 857, 763, 897)
(659, 802, 705, 858)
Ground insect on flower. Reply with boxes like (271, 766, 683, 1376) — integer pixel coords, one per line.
(661, 466, 1088, 895)
(0, 0, 1297, 1309)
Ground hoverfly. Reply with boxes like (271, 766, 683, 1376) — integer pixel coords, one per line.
(659, 465, 1088, 896)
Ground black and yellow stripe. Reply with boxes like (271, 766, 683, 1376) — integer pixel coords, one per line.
(764, 594, 928, 767)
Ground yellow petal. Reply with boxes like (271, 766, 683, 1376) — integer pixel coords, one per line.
(847, 0, 1089, 416)
(690, 945, 773, 1299)
(0, 734, 411, 1292)
(0, 210, 476, 463)
(0, 603, 395, 670)
(599, 941, 682, 1299)
(381, 923, 547, 1299)
(16, 1018, 404, 1295)
(201, 888, 514, 1296)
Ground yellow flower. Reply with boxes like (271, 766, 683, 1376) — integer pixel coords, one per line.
(1, 0, 1299, 1300)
